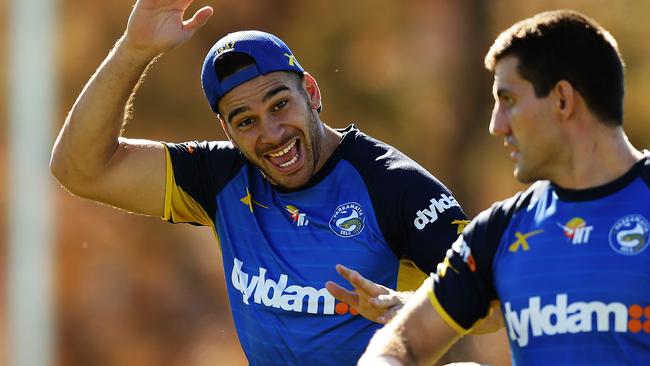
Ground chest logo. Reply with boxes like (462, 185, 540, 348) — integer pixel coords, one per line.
(329, 202, 365, 237)
(509, 230, 544, 252)
(609, 214, 650, 255)
(557, 217, 594, 245)
(286, 205, 309, 227)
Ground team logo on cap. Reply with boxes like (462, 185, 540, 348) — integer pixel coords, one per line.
(216, 41, 236, 55)
(609, 214, 650, 255)
(329, 202, 365, 237)
(284, 53, 299, 66)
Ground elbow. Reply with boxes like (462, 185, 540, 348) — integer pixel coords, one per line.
(49, 147, 63, 182)
(49, 141, 72, 186)
(49, 143, 90, 197)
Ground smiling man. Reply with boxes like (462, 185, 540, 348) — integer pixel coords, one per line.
(49, 1, 469, 365)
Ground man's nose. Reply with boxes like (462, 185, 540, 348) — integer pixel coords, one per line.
(489, 105, 510, 137)
(259, 115, 285, 144)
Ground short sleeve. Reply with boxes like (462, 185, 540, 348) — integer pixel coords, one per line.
(162, 140, 245, 226)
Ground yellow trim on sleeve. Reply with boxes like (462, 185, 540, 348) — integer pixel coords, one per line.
(160, 144, 212, 226)
(397, 259, 428, 291)
(426, 283, 470, 335)
(162, 146, 173, 221)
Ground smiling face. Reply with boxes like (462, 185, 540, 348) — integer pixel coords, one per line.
(489, 56, 564, 183)
(217, 71, 330, 189)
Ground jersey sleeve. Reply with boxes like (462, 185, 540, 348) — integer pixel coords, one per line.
(162, 140, 245, 226)
(345, 131, 469, 286)
(428, 189, 531, 332)
(394, 171, 469, 278)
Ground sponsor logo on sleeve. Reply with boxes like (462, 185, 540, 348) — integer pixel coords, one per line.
(609, 214, 649, 255)
(436, 237, 476, 278)
(413, 193, 460, 230)
(452, 219, 471, 234)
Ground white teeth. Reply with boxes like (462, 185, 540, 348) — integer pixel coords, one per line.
(268, 140, 297, 158)
(279, 153, 299, 168)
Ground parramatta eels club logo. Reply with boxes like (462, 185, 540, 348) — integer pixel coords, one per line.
(329, 202, 365, 237)
(609, 214, 650, 255)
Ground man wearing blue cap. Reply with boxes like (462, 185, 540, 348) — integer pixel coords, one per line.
(50, 0, 471, 364)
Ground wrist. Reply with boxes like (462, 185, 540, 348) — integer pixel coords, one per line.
(113, 35, 162, 67)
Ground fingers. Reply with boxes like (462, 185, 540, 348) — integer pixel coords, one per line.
(325, 281, 359, 306)
(183, 6, 213, 32)
(370, 294, 401, 308)
(336, 264, 388, 297)
(376, 306, 398, 324)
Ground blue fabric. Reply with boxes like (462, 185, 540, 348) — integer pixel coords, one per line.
(164, 125, 467, 365)
(433, 156, 650, 365)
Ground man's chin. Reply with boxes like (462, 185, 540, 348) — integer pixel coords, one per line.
(514, 167, 538, 184)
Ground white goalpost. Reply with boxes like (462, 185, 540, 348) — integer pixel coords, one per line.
(8, 0, 57, 365)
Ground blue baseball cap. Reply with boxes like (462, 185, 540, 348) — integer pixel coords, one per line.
(201, 30, 305, 114)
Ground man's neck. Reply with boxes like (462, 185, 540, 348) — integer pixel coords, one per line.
(551, 124, 643, 189)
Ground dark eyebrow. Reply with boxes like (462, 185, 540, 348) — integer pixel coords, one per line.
(263, 85, 291, 103)
(226, 85, 292, 123)
(227, 106, 250, 124)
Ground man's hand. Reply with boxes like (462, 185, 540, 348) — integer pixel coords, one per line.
(325, 264, 411, 324)
(123, 0, 213, 57)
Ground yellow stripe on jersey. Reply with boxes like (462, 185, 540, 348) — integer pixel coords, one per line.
(426, 279, 470, 335)
(397, 259, 428, 291)
(162, 146, 213, 226)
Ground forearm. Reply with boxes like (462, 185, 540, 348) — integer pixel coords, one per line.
(358, 279, 462, 366)
(51, 36, 159, 187)
(359, 320, 415, 366)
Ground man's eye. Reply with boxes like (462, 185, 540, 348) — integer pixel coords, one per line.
(272, 100, 288, 111)
(237, 118, 254, 128)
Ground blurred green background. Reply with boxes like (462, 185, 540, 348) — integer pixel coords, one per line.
(1, 0, 649, 365)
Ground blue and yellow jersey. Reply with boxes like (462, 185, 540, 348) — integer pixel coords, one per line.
(162, 125, 467, 365)
(430, 155, 650, 365)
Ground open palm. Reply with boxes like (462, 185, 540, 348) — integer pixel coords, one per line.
(124, 0, 213, 56)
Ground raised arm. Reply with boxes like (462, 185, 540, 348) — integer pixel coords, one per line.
(50, 0, 212, 216)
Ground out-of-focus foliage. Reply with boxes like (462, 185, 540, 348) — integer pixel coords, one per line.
(1, 0, 649, 365)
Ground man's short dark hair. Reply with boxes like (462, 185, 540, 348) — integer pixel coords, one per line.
(485, 10, 625, 126)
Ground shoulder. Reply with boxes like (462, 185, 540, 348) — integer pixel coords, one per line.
(468, 181, 551, 238)
(164, 140, 239, 156)
(338, 126, 445, 190)
(162, 140, 249, 192)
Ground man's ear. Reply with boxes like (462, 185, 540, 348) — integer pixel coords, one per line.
(303, 72, 323, 113)
(554, 80, 576, 121)
(218, 114, 234, 143)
